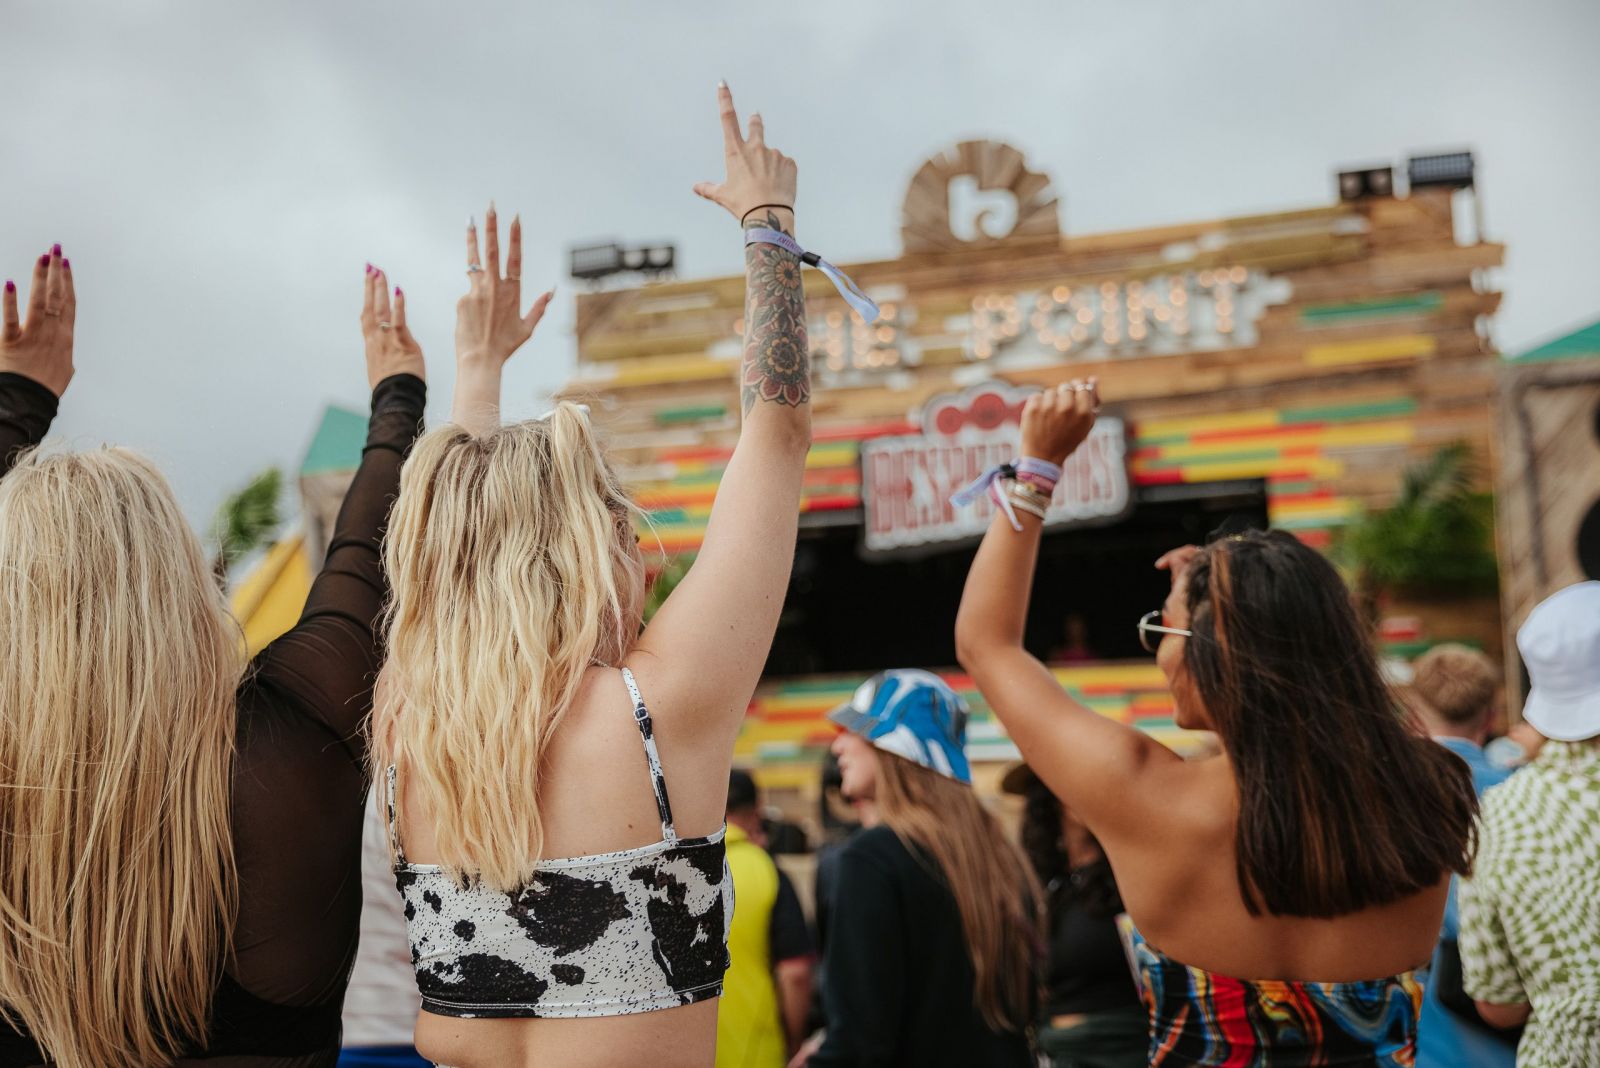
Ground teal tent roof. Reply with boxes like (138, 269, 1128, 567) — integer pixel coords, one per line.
(1512, 316, 1600, 363)
(300, 405, 367, 477)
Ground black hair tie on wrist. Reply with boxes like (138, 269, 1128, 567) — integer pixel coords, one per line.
(741, 203, 795, 224)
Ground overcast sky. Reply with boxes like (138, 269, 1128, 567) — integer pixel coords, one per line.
(4, 0, 1597, 525)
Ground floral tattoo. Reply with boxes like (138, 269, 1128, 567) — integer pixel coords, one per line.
(741, 211, 809, 415)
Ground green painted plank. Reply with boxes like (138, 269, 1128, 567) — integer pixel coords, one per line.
(1280, 398, 1417, 425)
(656, 404, 729, 426)
(1268, 481, 1316, 497)
(1274, 514, 1354, 531)
(1139, 446, 1283, 470)
(1300, 292, 1442, 325)
(300, 405, 367, 476)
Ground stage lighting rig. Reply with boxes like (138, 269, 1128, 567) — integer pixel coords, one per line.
(569, 241, 676, 284)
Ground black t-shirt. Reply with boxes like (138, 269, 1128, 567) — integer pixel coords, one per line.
(0, 372, 425, 1067)
(809, 825, 1033, 1068)
(771, 867, 814, 964)
(1042, 863, 1142, 1017)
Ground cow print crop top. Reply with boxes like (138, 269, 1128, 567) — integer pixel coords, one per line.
(388, 668, 732, 1019)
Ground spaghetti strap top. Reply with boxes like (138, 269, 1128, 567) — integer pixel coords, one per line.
(1124, 924, 1425, 1066)
(387, 668, 732, 1019)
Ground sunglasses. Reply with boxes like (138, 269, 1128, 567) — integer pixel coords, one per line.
(1138, 609, 1192, 654)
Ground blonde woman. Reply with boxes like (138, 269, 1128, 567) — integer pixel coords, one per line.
(0, 246, 428, 1067)
(374, 84, 816, 1068)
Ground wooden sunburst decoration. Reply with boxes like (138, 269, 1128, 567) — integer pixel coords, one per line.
(901, 140, 1060, 254)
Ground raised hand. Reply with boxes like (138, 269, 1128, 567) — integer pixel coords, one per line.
(0, 244, 76, 397)
(456, 205, 553, 369)
(692, 82, 798, 226)
(1020, 378, 1099, 466)
(360, 265, 426, 389)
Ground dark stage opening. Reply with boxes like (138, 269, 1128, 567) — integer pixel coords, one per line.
(763, 481, 1269, 677)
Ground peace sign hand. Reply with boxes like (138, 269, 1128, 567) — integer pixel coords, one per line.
(692, 82, 798, 225)
(1, 245, 76, 398)
(457, 204, 553, 370)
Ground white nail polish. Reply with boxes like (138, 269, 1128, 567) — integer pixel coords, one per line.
(718, 79, 727, 88)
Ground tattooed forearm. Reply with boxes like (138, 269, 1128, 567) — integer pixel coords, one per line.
(740, 210, 810, 416)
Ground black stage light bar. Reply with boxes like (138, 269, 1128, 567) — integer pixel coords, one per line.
(1408, 151, 1475, 191)
(569, 241, 676, 282)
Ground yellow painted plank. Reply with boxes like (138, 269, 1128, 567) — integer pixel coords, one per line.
(1177, 458, 1346, 481)
(1136, 409, 1281, 438)
(1304, 334, 1436, 367)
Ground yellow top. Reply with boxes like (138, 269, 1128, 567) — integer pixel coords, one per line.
(715, 823, 786, 1068)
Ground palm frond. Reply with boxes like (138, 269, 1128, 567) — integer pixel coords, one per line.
(211, 467, 284, 575)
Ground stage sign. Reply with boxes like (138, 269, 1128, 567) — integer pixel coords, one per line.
(861, 383, 1130, 553)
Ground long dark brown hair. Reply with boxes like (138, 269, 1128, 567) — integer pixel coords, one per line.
(1019, 775, 1122, 923)
(876, 753, 1043, 1033)
(1183, 530, 1476, 917)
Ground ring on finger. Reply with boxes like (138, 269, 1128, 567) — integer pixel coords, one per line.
(466, 264, 484, 274)
(378, 321, 393, 331)
(507, 273, 521, 281)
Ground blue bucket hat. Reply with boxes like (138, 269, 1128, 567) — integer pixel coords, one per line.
(827, 669, 972, 784)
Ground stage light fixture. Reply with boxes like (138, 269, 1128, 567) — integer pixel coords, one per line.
(1408, 151, 1474, 191)
(1337, 166, 1395, 201)
(569, 241, 677, 283)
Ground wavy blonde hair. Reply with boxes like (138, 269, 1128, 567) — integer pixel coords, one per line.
(0, 448, 241, 1068)
(876, 753, 1043, 1033)
(375, 406, 642, 890)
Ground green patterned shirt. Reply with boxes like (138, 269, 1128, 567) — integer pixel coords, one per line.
(1459, 740, 1600, 1067)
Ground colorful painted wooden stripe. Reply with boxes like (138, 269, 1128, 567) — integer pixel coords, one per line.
(1299, 292, 1443, 325)
(655, 404, 728, 425)
(1303, 334, 1436, 367)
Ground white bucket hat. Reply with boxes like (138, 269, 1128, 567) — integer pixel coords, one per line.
(1518, 581, 1600, 742)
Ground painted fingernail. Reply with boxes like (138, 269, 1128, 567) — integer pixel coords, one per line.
(51, 244, 61, 257)
(4, 281, 13, 293)
(394, 286, 402, 297)
(365, 262, 372, 274)
(38, 255, 48, 267)
(61, 259, 69, 269)
(718, 79, 727, 88)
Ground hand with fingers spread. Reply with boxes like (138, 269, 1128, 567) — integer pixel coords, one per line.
(360, 265, 426, 389)
(453, 205, 553, 435)
(1020, 377, 1100, 467)
(693, 81, 799, 229)
(457, 205, 553, 369)
(1, 245, 76, 397)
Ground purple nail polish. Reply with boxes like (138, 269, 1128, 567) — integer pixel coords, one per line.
(51, 244, 61, 257)
(38, 255, 48, 268)
(61, 259, 70, 269)
(394, 286, 402, 297)
(4, 281, 13, 293)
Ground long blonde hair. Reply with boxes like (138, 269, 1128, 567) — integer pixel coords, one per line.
(0, 448, 241, 1068)
(375, 406, 641, 890)
(877, 752, 1043, 1033)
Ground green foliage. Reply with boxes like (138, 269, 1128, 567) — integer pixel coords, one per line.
(211, 467, 284, 576)
(644, 554, 694, 622)
(1337, 443, 1498, 594)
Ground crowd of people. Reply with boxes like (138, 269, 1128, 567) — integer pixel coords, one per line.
(0, 83, 1594, 1068)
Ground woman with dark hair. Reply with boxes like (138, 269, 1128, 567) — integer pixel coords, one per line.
(955, 381, 1477, 1066)
(1007, 765, 1145, 1068)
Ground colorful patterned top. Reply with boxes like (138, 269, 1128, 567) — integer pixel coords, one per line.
(1125, 927, 1425, 1066)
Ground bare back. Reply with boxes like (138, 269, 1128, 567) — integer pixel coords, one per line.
(399, 666, 732, 1068)
(1096, 754, 1448, 983)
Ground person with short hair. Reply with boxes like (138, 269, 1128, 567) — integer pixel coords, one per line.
(1459, 582, 1600, 1067)
(718, 770, 815, 1068)
(1407, 644, 1517, 1068)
